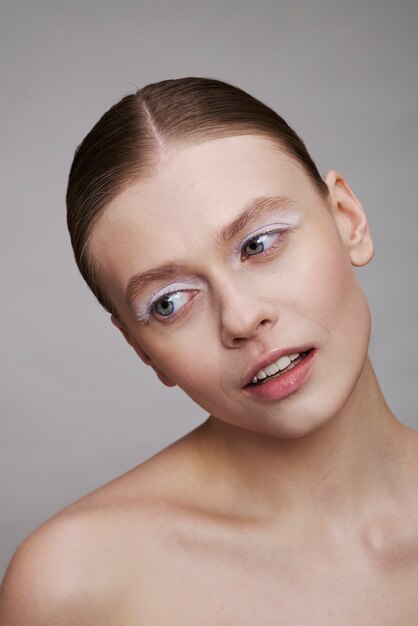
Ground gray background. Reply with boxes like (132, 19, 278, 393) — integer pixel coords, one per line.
(1, 0, 417, 579)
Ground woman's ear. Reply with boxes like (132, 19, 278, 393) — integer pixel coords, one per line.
(324, 170, 374, 267)
(110, 314, 176, 387)
(110, 314, 151, 363)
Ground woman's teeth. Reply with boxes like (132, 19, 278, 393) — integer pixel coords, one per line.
(251, 352, 303, 384)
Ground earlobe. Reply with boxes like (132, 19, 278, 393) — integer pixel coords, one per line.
(110, 314, 177, 388)
(324, 170, 374, 267)
(110, 314, 153, 365)
(154, 371, 177, 387)
(111, 314, 132, 345)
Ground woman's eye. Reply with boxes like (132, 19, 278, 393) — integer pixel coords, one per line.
(152, 291, 191, 319)
(241, 230, 282, 258)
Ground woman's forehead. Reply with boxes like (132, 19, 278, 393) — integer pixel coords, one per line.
(88, 135, 325, 307)
(94, 135, 310, 237)
(152, 134, 297, 187)
(88, 135, 324, 282)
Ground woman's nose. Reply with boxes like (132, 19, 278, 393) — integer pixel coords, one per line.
(218, 278, 279, 348)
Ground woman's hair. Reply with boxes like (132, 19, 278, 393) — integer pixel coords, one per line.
(66, 76, 328, 317)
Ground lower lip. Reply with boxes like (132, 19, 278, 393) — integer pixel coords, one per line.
(243, 349, 317, 401)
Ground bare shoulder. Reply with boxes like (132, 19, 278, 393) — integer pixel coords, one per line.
(364, 423, 418, 568)
(0, 427, 209, 625)
(405, 426, 418, 525)
(0, 482, 172, 625)
(403, 424, 418, 497)
(0, 509, 122, 625)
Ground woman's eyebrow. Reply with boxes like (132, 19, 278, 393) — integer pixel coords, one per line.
(125, 194, 293, 309)
(125, 262, 193, 309)
(217, 194, 293, 245)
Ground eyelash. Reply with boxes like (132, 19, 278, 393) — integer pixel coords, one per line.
(137, 226, 288, 325)
(240, 226, 286, 261)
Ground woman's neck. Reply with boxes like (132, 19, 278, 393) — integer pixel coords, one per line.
(196, 358, 409, 524)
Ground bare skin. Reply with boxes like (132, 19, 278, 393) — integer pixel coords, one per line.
(2, 405, 418, 625)
(1, 136, 417, 624)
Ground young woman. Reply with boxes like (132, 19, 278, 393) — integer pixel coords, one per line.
(1, 77, 418, 624)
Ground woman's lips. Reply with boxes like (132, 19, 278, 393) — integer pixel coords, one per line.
(250, 351, 308, 384)
(242, 344, 315, 388)
(243, 348, 317, 401)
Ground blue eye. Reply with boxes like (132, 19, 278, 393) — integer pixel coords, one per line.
(241, 230, 282, 258)
(152, 291, 190, 318)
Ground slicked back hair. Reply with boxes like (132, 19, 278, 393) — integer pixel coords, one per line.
(66, 77, 328, 316)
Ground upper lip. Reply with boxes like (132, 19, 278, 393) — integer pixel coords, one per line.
(241, 344, 314, 388)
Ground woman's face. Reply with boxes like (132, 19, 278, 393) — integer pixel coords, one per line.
(89, 135, 374, 438)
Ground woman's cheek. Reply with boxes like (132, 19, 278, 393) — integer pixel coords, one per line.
(279, 235, 361, 336)
(152, 339, 213, 389)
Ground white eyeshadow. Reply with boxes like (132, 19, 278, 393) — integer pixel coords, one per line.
(133, 210, 302, 323)
(134, 280, 201, 322)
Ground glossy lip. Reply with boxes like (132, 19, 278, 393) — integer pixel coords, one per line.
(241, 344, 315, 388)
(243, 348, 317, 401)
